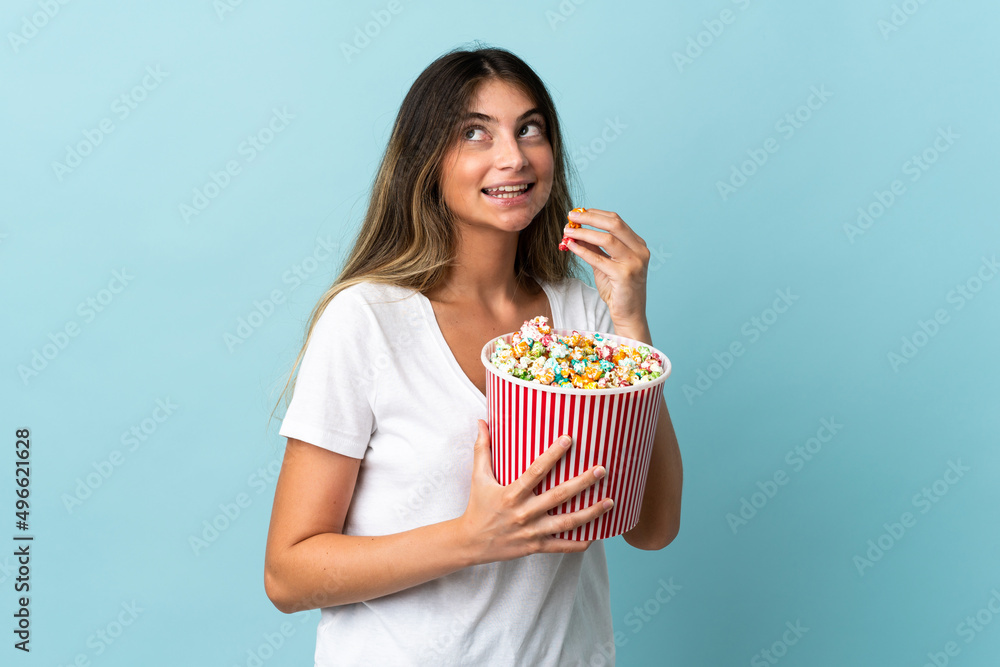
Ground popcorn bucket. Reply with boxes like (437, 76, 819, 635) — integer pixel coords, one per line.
(480, 329, 671, 540)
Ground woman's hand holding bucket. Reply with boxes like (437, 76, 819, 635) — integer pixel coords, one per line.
(456, 419, 614, 566)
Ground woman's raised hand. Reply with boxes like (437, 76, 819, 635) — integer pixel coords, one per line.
(560, 207, 651, 335)
(456, 419, 613, 565)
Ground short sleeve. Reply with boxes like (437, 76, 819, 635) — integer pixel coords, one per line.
(278, 288, 377, 459)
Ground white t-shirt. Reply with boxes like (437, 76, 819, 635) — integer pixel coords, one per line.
(278, 277, 617, 666)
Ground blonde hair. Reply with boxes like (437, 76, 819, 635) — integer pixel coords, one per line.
(268, 45, 588, 437)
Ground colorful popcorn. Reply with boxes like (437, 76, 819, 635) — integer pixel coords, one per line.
(558, 207, 586, 251)
(488, 316, 664, 389)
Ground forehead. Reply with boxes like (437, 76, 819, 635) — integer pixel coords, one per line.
(467, 79, 537, 113)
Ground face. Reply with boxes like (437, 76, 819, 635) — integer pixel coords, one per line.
(438, 79, 554, 234)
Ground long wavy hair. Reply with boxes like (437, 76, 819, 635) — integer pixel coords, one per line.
(268, 45, 587, 434)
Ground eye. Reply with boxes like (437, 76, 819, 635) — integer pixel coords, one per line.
(520, 122, 544, 138)
(463, 125, 488, 141)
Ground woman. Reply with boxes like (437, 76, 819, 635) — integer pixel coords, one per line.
(264, 46, 683, 665)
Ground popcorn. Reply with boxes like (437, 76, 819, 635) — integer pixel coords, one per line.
(558, 207, 586, 251)
(489, 316, 664, 389)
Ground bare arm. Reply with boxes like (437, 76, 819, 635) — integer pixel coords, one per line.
(615, 322, 684, 551)
(622, 396, 682, 550)
(262, 438, 468, 613)
(264, 421, 612, 613)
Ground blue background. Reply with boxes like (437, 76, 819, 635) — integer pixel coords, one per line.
(2, 0, 998, 665)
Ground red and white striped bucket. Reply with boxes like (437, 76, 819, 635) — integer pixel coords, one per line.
(480, 329, 671, 540)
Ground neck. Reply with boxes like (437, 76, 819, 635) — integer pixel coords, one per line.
(427, 225, 536, 307)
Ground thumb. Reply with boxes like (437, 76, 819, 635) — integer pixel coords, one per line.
(473, 419, 494, 479)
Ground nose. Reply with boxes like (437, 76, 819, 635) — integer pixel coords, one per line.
(494, 131, 529, 170)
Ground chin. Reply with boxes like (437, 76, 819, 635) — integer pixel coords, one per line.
(494, 210, 541, 231)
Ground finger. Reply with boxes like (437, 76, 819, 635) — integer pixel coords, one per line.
(568, 208, 647, 256)
(538, 497, 614, 538)
(565, 237, 612, 265)
(537, 537, 593, 554)
(472, 419, 496, 480)
(563, 237, 616, 274)
(573, 207, 618, 221)
(573, 208, 628, 225)
(530, 464, 606, 514)
(512, 434, 572, 496)
(562, 225, 628, 259)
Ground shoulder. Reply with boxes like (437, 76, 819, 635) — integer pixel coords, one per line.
(321, 281, 419, 315)
(315, 281, 422, 338)
(334, 280, 418, 305)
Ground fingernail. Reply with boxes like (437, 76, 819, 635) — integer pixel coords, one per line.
(559, 435, 572, 448)
(602, 499, 614, 510)
(594, 467, 606, 480)
(568, 209, 582, 219)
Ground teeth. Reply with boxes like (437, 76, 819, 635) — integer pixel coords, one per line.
(484, 183, 530, 195)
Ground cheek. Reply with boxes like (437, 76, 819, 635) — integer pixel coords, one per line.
(531, 147, 555, 181)
(451, 161, 487, 200)
(439, 151, 476, 202)
(534, 152, 555, 191)
(441, 170, 473, 209)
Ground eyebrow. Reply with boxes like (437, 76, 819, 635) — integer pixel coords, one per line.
(461, 108, 545, 125)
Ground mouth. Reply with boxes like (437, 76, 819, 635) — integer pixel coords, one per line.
(481, 182, 535, 200)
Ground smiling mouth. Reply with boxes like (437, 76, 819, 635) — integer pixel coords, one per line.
(481, 183, 534, 199)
